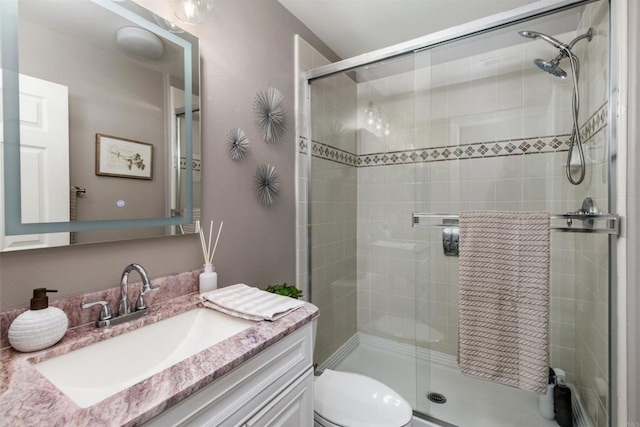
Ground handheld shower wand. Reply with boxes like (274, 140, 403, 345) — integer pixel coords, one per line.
(518, 30, 570, 50)
(519, 28, 593, 185)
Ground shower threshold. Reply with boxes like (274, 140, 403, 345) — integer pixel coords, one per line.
(413, 410, 458, 427)
(319, 333, 592, 427)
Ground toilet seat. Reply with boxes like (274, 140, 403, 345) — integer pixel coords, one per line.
(313, 369, 413, 427)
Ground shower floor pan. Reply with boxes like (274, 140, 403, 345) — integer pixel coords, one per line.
(319, 333, 592, 427)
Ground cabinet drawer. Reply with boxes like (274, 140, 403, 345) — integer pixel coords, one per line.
(245, 367, 313, 427)
(145, 323, 312, 427)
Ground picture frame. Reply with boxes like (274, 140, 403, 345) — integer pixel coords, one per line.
(95, 133, 153, 180)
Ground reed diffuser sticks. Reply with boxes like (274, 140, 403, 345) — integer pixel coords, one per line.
(198, 220, 224, 266)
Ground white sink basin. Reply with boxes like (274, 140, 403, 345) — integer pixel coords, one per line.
(35, 308, 255, 408)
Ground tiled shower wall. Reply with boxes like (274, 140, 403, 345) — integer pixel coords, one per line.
(296, 37, 359, 365)
(356, 5, 607, 384)
(297, 4, 610, 422)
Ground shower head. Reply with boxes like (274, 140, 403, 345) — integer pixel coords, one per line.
(518, 30, 568, 50)
(534, 57, 567, 79)
(519, 28, 592, 185)
(519, 29, 591, 79)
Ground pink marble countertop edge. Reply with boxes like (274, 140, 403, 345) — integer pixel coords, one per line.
(0, 293, 318, 426)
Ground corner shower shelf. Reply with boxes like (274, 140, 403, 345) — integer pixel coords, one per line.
(412, 212, 620, 235)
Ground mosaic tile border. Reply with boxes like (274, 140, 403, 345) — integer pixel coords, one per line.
(299, 138, 358, 167)
(300, 103, 608, 168)
(580, 102, 607, 144)
(179, 157, 202, 171)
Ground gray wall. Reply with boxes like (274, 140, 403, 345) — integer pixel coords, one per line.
(0, 0, 338, 311)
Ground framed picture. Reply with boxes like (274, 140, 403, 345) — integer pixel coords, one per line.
(95, 134, 153, 180)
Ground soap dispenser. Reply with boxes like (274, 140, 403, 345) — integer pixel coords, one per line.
(553, 368, 573, 427)
(8, 288, 68, 352)
(539, 367, 556, 419)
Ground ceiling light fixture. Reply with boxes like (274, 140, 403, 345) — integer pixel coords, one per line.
(153, 15, 185, 34)
(364, 101, 376, 125)
(172, 0, 214, 25)
(116, 27, 164, 59)
(363, 100, 390, 136)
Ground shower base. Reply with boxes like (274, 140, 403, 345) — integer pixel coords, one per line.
(319, 333, 592, 427)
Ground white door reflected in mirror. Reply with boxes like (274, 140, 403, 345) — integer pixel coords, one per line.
(0, 73, 69, 251)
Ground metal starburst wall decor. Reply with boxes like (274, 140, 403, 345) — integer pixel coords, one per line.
(255, 164, 280, 205)
(228, 128, 249, 160)
(254, 86, 285, 143)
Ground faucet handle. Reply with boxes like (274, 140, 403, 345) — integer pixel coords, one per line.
(135, 282, 160, 311)
(81, 300, 113, 321)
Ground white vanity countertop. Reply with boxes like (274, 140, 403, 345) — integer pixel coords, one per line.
(0, 292, 318, 426)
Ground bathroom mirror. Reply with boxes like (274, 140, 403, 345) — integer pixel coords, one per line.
(0, 0, 200, 251)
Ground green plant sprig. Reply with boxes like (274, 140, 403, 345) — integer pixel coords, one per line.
(265, 283, 303, 299)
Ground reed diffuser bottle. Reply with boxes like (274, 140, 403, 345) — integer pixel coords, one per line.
(200, 263, 217, 293)
(198, 220, 223, 294)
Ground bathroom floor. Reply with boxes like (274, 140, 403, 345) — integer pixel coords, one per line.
(329, 334, 583, 427)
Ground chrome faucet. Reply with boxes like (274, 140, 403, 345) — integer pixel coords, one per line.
(81, 263, 160, 328)
(118, 263, 158, 315)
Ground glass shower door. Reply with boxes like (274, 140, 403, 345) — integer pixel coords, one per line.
(306, 47, 429, 412)
(412, 2, 611, 425)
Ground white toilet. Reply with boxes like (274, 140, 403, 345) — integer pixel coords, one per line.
(311, 318, 413, 427)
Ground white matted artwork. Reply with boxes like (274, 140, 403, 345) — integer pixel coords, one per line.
(95, 133, 153, 180)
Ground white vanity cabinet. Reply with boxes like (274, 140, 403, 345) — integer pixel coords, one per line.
(145, 322, 314, 427)
(244, 368, 313, 426)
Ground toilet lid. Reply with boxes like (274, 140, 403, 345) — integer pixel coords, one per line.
(314, 369, 413, 427)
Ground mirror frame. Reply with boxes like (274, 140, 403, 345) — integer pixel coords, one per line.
(1, 0, 198, 236)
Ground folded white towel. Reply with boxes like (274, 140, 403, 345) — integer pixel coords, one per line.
(200, 284, 305, 321)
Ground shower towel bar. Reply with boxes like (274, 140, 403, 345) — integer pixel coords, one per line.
(412, 212, 619, 235)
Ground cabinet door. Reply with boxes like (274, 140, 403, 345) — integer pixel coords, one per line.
(246, 367, 313, 427)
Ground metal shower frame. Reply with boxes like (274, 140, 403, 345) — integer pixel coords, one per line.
(302, 0, 596, 81)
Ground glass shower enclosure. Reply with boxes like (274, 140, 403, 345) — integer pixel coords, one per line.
(297, 0, 614, 425)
